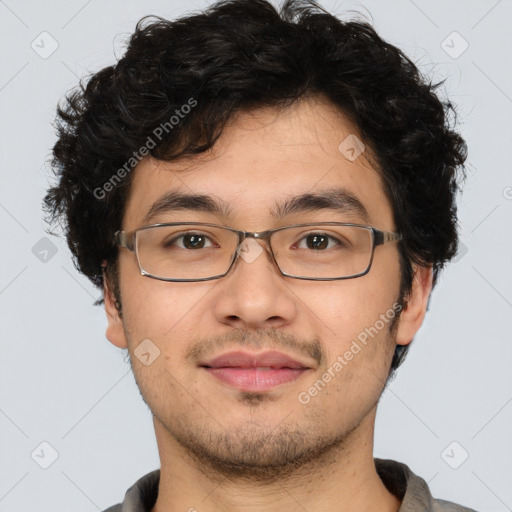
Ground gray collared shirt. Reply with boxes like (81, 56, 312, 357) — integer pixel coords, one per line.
(103, 458, 479, 512)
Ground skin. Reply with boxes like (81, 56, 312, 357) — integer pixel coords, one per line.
(104, 95, 432, 512)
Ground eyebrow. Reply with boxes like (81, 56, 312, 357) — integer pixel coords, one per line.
(270, 189, 370, 223)
(142, 187, 370, 225)
(143, 190, 233, 224)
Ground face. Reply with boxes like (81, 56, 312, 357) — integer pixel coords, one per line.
(105, 95, 431, 479)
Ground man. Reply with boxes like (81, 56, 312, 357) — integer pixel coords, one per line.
(44, 0, 473, 510)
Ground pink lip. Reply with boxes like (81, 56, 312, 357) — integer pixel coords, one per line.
(200, 350, 311, 392)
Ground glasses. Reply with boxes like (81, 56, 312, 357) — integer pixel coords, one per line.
(115, 222, 402, 282)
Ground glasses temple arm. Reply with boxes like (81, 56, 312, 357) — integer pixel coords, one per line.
(374, 229, 402, 246)
(115, 230, 135, 251)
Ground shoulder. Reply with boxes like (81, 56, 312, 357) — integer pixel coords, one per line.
(100, 470, 160, 512)
(375, 458, 480, 512)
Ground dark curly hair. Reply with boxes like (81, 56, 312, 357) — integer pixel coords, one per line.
(43, 0, 466, 372)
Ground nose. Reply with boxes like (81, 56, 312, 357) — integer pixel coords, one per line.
(212, 238, 297, 330)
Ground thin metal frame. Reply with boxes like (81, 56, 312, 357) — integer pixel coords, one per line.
(114, 222, 402, 282)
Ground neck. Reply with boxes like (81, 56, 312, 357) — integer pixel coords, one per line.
(150, 410, 401, 512)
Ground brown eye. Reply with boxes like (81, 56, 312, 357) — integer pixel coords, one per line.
(295, 233, 340, 250)
(163, 232, 214, 249)
(182, 234, 206, 249)
(306, 234, 329, 250)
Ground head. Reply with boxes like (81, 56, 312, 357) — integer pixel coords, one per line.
(44, 0, 466, 478)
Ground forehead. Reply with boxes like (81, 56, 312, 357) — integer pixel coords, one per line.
(123, 96, 394, 230)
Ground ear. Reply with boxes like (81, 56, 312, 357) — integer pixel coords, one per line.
(395, 264, 433, 347)
(102, 263, 128, 349)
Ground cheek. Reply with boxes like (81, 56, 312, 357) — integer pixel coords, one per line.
(302, 273, 400, 343)
(296, 259, 401, 391)
(119, 270, 208, 346)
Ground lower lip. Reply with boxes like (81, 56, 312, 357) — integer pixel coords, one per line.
(204, 367, 308, 392)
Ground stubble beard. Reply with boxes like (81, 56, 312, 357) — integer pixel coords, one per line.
(131, 311, 401, 484)
(152, 404, 366, 484)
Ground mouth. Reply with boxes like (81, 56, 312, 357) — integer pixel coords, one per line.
(199, 350, 312, 392)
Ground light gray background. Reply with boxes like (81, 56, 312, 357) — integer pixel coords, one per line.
(1, 0, 511, 510)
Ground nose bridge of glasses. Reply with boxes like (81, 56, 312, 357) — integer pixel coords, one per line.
(242, 230, 271, 239)
(233, 230, 277, 268)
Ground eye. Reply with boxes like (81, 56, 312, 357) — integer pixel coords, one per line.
(164, 232, 216, 250)
(296, 233, 341, 250)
